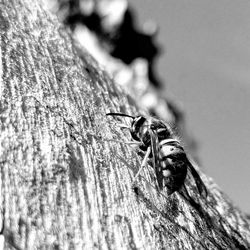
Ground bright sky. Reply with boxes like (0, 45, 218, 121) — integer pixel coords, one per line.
(131, 0, 250, 213)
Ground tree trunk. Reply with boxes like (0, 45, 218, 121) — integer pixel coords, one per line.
(0, 0, 250, 249)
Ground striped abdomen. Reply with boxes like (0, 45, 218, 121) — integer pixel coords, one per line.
(159, 139, 188, 195)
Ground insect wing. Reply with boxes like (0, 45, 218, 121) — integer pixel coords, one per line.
(149, 129, 163, 189)
(187, 162, 208, 198)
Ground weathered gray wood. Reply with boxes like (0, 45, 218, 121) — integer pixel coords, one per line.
(0, 0, 250, 249)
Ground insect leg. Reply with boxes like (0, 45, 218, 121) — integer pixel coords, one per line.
(116, 123, 130, 129)
(132, 146, 151, 185)
(105, 138, 141, 147)
(124, 141, 142, 147)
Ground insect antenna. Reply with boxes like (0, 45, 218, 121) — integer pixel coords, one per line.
(106, 112, 135, 119)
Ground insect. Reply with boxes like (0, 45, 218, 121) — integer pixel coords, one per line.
(106, 112, 207, 198)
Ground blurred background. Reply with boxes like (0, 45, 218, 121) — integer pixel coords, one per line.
(131, 0, 250, 212)
(49, 0, 250, 213)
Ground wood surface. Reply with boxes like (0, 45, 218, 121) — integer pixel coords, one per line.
(0, 0, 250, 249)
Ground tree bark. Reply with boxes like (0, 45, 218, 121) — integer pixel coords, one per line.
(0, 0, 250, 249)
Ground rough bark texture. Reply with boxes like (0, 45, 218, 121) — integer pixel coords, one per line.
(0, 0, 250, 249)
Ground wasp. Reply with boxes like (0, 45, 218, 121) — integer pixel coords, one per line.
(106, 112, 207, 198)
